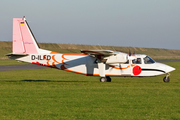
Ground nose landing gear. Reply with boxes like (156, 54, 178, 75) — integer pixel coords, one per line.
(163, 73, 170, 82)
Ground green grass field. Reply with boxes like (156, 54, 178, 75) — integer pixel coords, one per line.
(0, 62, 180, 120)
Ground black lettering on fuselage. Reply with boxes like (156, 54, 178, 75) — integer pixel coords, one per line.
(31, 55, 51, 60)
(31, 55, 36, 60)
(46, 55, 51, 60)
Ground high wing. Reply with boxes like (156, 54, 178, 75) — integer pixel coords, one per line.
(81, 50, 128, 63)
(81, 50, 118, 57)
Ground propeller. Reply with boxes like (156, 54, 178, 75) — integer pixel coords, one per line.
(127, 49, 136, 60)
(133, 50, 135, 55)
(129, 49, 131, 56)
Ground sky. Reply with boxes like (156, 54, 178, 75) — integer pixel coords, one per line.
(0, 0, 180, 50)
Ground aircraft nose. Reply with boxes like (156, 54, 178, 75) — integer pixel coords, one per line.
(165, 65, 175, 73)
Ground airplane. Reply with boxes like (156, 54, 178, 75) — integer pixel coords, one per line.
(7, 17, 175, 82)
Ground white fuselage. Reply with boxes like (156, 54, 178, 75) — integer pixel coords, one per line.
(10, 53, 175, 77)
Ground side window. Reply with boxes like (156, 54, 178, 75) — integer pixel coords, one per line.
(132, 58, 141, 64)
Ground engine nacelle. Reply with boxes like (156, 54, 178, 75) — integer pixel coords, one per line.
(105, 53, 128, 64)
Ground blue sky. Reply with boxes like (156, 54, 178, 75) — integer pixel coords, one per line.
(0, 0, 180, 49)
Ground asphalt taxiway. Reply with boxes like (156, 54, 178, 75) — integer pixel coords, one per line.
(0, 64, 46, 71)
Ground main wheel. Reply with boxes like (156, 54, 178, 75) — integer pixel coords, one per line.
(163, 76, 170, 82)
(106, 76, 111, 82)
(100, 77, 107, 82)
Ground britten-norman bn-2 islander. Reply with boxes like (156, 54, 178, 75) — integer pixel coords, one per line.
(7, 17, 175, 82)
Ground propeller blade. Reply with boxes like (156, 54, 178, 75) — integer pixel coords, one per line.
(129, 49, 131, 56)
(133, 50, 135, 55)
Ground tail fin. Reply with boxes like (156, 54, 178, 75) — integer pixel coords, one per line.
(13, 17, 40, 54)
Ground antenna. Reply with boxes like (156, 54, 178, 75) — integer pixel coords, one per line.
(23, 16, 25, 20)
(112, 47, 116, 51)
(98, 43, 103, 50)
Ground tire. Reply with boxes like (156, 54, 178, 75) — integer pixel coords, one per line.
(163, 76, 170, 82)
(106, 76, 111, 82)
(100, 77, 107, 82)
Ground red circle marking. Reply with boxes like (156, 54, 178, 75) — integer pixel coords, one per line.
(133, 66, 142, 75)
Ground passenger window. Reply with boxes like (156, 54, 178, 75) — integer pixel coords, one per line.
(132, 58, 141, 64)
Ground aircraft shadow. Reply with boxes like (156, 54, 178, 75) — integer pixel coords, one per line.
(2, 79, 90, 83)
(22, 80, 89, 82)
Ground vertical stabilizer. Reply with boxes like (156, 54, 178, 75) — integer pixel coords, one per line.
(13, 17, 40, 54)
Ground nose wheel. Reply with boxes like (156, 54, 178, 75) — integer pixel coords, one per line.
(100, 76, 111, 82)
(163, 73, 170, 82)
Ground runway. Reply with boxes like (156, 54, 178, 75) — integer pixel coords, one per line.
(0, 60, 179, 72)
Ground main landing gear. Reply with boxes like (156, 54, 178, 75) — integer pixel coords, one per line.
(163, 73, 170, 82)
(100, 76, 111, 82)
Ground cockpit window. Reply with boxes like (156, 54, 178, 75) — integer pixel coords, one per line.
(132, 58, 142, 64)
(144, 56, 155, 64)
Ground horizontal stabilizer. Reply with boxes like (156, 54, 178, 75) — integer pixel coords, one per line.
(6, 53, 28, 56)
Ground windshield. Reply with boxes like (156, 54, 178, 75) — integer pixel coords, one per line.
(144, 56, 155, 64)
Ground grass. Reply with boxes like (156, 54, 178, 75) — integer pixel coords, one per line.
(0, 62, 179, 119)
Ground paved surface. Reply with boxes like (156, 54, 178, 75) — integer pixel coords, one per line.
(0, 64, 46, 71)
(0, 60, 179, 72)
